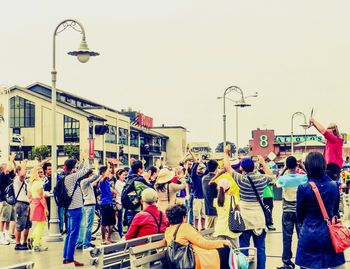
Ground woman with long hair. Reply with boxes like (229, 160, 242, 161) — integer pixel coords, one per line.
(28, 161, 49, 252)
(296, 152, 346, 269)
(213, 178, 240, 248)
(115, 168, 127, 237)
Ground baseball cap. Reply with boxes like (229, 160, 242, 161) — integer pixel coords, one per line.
(197, 163, 206, 170)
(141, 188, 158, 204)
(217, 178, 232, 191)
(241, 158, 255, 173)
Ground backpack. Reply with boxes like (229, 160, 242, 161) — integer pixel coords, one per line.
(5, 182, 24, 206)
(121, 177, 141, 210)
(53, 174, 79, 209)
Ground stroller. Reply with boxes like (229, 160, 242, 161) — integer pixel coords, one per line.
(229, 247, 257, 269)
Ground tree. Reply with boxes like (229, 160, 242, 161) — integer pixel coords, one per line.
(31, 145, 50, 161)
(64, 144, 80, 160)
(238, 146, 250, 155)
(215, 141, 236, 154)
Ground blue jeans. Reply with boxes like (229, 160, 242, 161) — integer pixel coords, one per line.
(58, 207, 67, 233)
(239, 230, 266, 269)
(282, 211, 301, 263)
(117, 208, 123, 237)
(186, 193, 194, 225)
(76, 205, 95, 249)
(63, 208, 83, 261)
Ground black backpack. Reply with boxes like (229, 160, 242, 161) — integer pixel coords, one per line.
(121, 177, 141, 211)
(53, 174, 79, 209)
(5, 182, 24, 206)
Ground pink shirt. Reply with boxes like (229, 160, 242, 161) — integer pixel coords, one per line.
(323, 130, 343, 168)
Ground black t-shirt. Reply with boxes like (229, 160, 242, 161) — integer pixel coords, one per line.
(0, 171, 15, 202)
(202, 173, 218, 216)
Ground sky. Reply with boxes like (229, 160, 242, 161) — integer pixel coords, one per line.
(1, 0, 350, 149)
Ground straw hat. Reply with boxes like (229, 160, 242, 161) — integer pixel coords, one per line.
(156, 168, 175, 184)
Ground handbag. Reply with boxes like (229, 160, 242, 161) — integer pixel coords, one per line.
(247, 176, 273, 227)
(229, 196, 246, 233)
(229, 248, 249, 269)
(310, 181, 350, 253)
(165, 224, 195, 269)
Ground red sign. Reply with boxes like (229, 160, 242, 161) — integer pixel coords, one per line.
(137, 114, 153, 129)
(249, 129, 276, 157)
(89, 139, 94, 159)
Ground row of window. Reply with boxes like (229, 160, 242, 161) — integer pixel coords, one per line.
(9, 96, 166, 151)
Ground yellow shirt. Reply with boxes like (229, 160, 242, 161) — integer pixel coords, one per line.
(213, 195, 240, 239)
(214, 173, 240, 200)
(30, 181, 44, 199)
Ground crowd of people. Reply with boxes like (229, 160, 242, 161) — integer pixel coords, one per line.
(0, 116, 349, 268)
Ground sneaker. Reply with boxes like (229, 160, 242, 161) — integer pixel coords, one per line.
(10, 234, 15, 239)
(267, 225, 277, 231)
(83, 246, 94, 252)
(64, 260, 84, 267)
(15, 244, 26, 250)
(0, 238, 10, 245)
(284, 260, 295, 269)
(34, 246, 48, 252)
(27, 238, 33, 250)
(21, 244, 29, 250)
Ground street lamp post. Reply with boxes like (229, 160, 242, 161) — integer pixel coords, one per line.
(291, 112, 308, 155)
(219, 86, 257, 152)
(47, 19, 99, 242)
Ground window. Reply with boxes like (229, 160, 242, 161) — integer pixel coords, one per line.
(105, 125, 117, 144)
(64, 115, 80, 143)
(161, 139, 167, 152)
(119, 128, 129, 145)
(130, 131, 139, 147)
(10, 96, 35, 128)
(94, 150, 104, 164)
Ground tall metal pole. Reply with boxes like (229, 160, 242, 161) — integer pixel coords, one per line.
(47, 19, 88, 242)
(235, 106, 239, 154)
(291, 115, 294, 155)
(223, 94, 226, 150)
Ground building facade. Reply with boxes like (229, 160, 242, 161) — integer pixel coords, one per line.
(0, 83, 186, 168)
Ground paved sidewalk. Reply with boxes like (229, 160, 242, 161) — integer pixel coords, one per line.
(0, 201, 349, 268)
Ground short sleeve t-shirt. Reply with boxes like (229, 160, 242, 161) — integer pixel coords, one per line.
(31, 180, 44, 199)
(14, 177, 29, 203)
(99, 178, 113, 205)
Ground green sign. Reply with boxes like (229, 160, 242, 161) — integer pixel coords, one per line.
(275, 135, 323, 144)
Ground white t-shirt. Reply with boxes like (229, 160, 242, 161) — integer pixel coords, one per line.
(115, 180, 125, 204)
(14, 177, 29, 203)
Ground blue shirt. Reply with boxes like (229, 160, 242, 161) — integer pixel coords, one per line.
(277, 174, 308, 188)
(99, 178, 113, 205)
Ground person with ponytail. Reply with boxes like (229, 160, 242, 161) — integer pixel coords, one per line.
(213, 178, 240, 248)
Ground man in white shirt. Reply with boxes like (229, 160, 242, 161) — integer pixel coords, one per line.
(13, 161, 31, 251)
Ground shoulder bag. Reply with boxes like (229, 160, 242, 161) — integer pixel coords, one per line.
(228, 195, 246, 233)
(165, 224, 195, 269)
(309, 181, 350, 253)
(247, 176, 273, 227)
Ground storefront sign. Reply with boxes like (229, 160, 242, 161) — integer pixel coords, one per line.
(138, 114, 153, 129)
(89, 139, 94, 159)
(275, 135, 323, 144)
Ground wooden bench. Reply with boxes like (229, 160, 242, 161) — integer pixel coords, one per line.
(129, 228, 215, 269)
(3, 262, 35, 269)
(89, 233, 165, 269)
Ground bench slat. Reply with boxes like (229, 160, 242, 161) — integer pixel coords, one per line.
(129, 240, 166, 255)
(132, 252, 166, 267)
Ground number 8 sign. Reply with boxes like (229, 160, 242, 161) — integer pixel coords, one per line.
(260, 135, 269, 148)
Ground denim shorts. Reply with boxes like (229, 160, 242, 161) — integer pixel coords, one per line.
(14, 202, 32, 231)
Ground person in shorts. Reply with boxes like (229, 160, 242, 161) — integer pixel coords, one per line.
(98, 164, 117, 244)
(14, 163, 31, 250)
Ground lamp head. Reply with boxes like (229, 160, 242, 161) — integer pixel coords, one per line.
(68, 40, 100, 63)
(235, 99, 251, 108)
(300, 123, 309, 130)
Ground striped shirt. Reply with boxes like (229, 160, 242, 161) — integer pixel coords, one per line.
(231, 171, 273, 202)
(64, 160, 90, 210)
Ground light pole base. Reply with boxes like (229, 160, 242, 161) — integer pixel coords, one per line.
(45, 233, 63, 242)
(45, 218, 63, 242)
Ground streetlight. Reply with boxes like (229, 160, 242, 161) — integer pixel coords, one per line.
(291, 112, 308, 155)
(218, 86, 258, 152)
(48, 19, 99, 242)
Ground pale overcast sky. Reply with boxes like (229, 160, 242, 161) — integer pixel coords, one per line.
(1, 1, 350, 148)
